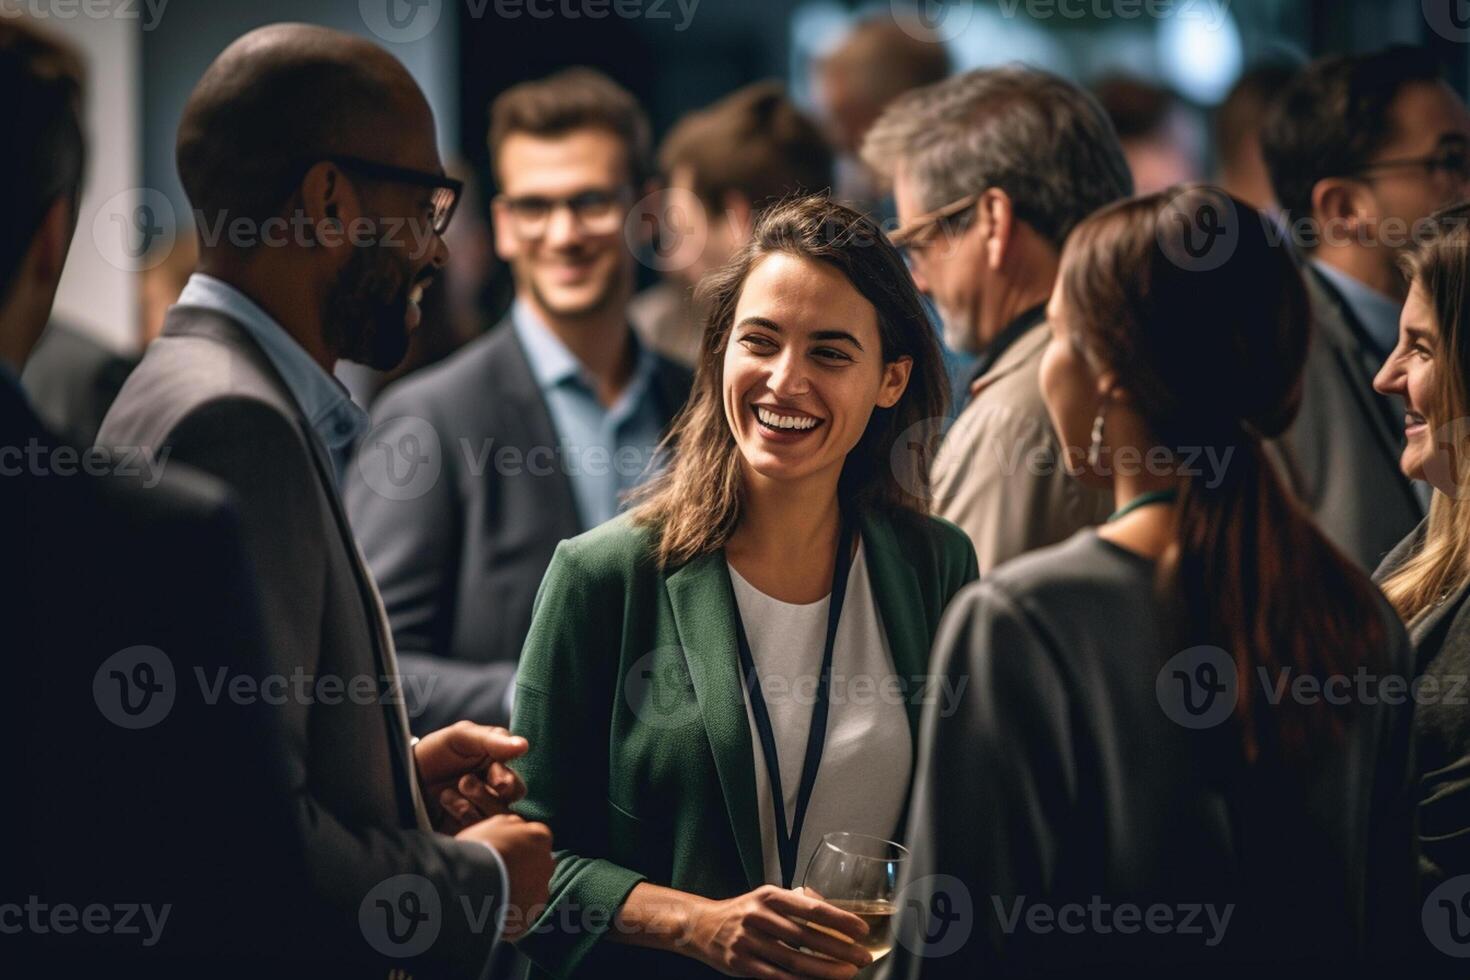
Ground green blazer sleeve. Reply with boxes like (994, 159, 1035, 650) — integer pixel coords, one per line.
(512, 535, 648, 976)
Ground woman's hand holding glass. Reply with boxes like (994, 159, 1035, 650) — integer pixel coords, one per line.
(688, 884, 872, 979)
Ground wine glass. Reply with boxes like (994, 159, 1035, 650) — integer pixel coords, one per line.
(799, 831, 908, 965)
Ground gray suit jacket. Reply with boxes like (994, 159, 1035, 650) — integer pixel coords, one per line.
(96, 308, 506, 980)
(1271, 268, 1423, 570)
(343, 319, 692, 733)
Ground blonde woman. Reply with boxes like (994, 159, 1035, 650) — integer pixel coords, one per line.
(1375, 201, 1470, 887)
(506, 196, 977, 979)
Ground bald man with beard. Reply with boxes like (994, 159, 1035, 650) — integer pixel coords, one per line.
(97, 24, 552, 978)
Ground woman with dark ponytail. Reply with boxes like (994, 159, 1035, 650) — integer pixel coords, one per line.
(889, 187, 1418, 978)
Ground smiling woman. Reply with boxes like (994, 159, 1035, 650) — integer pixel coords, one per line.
(509, 195, 978, 979)
(1374, 201, 1470, 886)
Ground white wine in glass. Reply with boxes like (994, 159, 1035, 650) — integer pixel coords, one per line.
(800, 832, 907, 963)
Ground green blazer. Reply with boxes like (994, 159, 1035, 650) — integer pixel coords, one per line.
(510, 507, 978, 978)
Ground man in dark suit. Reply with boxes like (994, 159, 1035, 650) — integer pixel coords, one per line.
(1, 19, 306, 976)
(1262, 47, 1470, 570)
(96, 24, 552, 978)
(345, 69, 692, 733)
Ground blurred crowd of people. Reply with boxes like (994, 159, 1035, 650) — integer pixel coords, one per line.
(8, 7, 1470, 980)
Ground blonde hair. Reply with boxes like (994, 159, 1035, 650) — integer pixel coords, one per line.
(1382, 203, 1470, 623)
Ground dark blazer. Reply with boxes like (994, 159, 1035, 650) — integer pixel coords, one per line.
(510, 510, 978, 979)
(95, 308, 506, 979)
(2, 372, 309, 977)
(1377, 521, 1470, 889)
(343, 318, 692, 733)
(889, 530, 1419, 978)
(1270, 267, 1423, 570)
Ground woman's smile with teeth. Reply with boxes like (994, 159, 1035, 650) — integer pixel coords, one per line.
(755, 406, 820, 431)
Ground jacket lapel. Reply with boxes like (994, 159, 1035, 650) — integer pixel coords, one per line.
(664, 551, 765, 890)
(857, 512, 931, 737)
(1307, 270, 1414, 496)
(495, 322, 586, 535)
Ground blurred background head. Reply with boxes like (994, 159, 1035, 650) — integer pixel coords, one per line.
(1263, 46, 1470, 298)
(864, 65, 1132, 355)
(1092, 73, 1204, 196)
(658, 80, 833, 286)
(0, 17, 85, 371)
(1213, 62, 1298, 215)
(489, 67, 652, 326)
(811, 13, 951, 211)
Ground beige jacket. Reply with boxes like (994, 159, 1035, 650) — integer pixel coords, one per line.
(932, 324, 1112, 574)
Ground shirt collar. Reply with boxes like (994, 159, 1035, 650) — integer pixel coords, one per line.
(1310, 260, 1402, 356)
(511, 298, 660, 407)
(968, 303, 1048, 386)
(174, 273, 368, 455)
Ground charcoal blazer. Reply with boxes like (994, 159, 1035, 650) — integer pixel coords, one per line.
(96, 307, 506, 979)
(343, 318, 692, 732)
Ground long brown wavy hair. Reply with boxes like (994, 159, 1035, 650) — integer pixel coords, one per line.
(631, 195, 948, 568)
(1059, 185, 1389, 765)
(1381, 203, 1470, 622)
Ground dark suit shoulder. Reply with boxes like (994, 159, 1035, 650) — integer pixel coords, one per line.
(372, 321, 521, 417)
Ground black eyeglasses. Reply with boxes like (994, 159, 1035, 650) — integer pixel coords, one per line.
(494, 187, 632, 239)
(1349, 146, 1470, 185)
(317, 155, 464, 235)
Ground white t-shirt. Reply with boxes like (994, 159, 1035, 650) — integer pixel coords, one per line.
(727, 539, 913, 886)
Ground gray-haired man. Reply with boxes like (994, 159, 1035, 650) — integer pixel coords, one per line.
(864, 65, 1133, 573)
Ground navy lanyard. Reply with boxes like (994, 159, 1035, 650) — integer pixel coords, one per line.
(730, 519, 855, 889)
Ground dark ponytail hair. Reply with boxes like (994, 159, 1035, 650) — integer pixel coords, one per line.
(1059, 185, 1388, 765)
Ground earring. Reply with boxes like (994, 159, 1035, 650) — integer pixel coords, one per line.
(1087, 394, 1111, 469)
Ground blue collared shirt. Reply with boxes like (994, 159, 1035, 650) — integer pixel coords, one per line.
(512, 299, 667, 529)
(174, 274, 369, 485)
(1311, 260, 1403, 357)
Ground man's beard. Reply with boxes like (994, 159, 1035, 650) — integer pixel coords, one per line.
(323, 242, 416, 371)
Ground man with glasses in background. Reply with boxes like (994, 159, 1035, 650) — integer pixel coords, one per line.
(345, 68, 691, 733)
(1263, 47, 1470, 570)
(863, 66, 1132, 573)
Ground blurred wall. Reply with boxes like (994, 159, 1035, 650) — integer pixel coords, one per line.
(49, 16, 141, 355)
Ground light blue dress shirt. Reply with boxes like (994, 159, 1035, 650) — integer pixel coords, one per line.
(173, 273, 369, 485)
(1311, 260, 1403, 357)
(511, 299, 667, 529)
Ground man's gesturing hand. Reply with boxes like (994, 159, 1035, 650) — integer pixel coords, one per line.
(415, 720, 528, 832)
